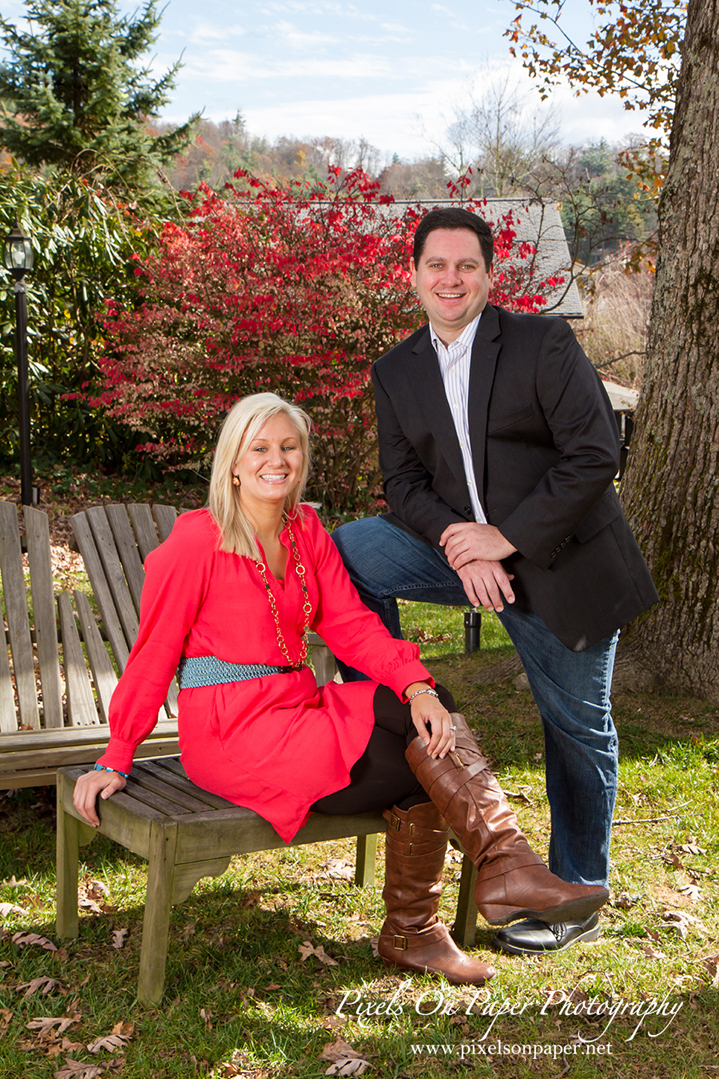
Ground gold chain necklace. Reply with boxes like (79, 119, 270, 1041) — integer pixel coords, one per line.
(255, 522, 312, 669)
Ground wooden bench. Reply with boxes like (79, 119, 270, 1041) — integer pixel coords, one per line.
(56, 758, 479, 1005)
(0, 501, 178, 789)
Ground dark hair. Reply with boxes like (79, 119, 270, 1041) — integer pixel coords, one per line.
(413, 208, 494, 271)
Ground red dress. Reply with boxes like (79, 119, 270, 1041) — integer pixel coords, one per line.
(97, 506, 432, 841)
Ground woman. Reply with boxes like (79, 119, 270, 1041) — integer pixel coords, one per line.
(74, 393, 607, 986)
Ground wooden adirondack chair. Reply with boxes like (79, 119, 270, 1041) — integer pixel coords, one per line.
(0, 501, 178, 789)
(56, 502, 479, 1004)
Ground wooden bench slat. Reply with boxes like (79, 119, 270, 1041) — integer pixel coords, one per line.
(125, 770, 221, 814)
(71, 513, 130, 673)
(58, 593, 100, 727)
(127, 503, 163, 561)
(85, 507, 139, 652)
(105, 505, 146, 616)
(152, 504, 178, 543)
(140, 759, 236, 809)
(0, 619, 17, 734)
(24, 507, 64, 728)
(0, 501, 40, 729)
(122, 776, 204, 816)
(73, 591, 116, 724)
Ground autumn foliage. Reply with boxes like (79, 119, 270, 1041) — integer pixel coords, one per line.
(94, 168, 560, 515)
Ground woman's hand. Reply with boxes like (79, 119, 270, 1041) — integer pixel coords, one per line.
(405, 682, 456, 759)
(73, 768, 127, 827)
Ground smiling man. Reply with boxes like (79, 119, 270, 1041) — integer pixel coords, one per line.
(332, 207, 658, 956)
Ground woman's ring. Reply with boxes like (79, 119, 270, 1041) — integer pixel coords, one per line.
(451, 725, 457, 731)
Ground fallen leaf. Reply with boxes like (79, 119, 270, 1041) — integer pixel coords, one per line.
(323, 858, 354, 882)
(86, 1033, 131, 1054)
(298, 940, 339, 967)
(662, 909, 707, 938)
(326, 1061, 371, 1076)
(12, 931, 58, 952)
(677, 884, 701, 902)
(26, 1016, 78, 1035)
(0, 902, 29, 918)
(54, 1058, 113, 1079)
(640, 943, 667, 960)
(0, 1007, 12, 1035)
(3, 876, 28, 888)
(679, 839, 706, 855)
(79, 899, 103, 915)
(111, 929, 128, 950)
(320, 1038, 366, 1063)
(264, 983, 282, 991)
(16, 975, 63, 999)
(200, 1008, 212, 1030)
(612, 892, 640, 910)
(702, 954, 719, 987)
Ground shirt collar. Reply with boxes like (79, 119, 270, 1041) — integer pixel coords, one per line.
(429, 311, 482, 358)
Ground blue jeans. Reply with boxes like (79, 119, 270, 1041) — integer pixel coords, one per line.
(332, 516, 618, 887)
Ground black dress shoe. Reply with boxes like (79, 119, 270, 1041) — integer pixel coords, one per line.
(493, 912, 601, 955)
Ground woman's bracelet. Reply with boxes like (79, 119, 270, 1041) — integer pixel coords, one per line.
(407, 688, 440, 704)
(93, 763, 130, 779)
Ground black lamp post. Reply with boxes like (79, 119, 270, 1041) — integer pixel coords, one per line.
(3, 215, 37, 506)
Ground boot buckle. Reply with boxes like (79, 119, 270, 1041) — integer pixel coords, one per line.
(392, 934, 408, 951)
(387, 812, 402, 832)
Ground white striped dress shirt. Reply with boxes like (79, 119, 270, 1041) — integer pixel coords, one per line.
(430, 314, 487, 524)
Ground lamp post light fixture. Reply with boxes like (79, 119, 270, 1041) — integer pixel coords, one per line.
(3, 215, 38, 506)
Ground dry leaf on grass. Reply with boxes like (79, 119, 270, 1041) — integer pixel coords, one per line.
(3, 876, 28, 887)
(111, 929, 128, 950)
(320, 1038, 372, 1077)
(1, 1007, 12, 1035)
(298, 940, 339, 966)
(0, 902, 29, 918)
(326, 1061, 371, 1076)
(87, 1029, 133, 1054)
(662, 909, 707, 939)
(701, 954, 719, 987)
(54, 1057, 124, 1079)
(26, 1016, 79, 1036)
(12, 931, 58, 952)
(676, 883, 701, 902)
(16, 975, 63, 999)
(611, 892, 641, 910)
(640, 943, 667, 960)
(323, 858, 355, 881)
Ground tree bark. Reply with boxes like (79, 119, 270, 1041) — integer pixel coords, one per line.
(620, 0, 719, 702)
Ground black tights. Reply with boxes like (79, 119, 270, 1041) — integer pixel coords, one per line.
(310, 684, 456, 815)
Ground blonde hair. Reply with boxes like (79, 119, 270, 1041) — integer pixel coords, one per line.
(209, 393, 312, 557)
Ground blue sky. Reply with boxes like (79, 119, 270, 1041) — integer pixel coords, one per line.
(1, 0, 650, 161)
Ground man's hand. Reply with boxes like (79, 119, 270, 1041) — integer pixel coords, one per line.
(440, 522, 517, 569)
(457, 560, 515, 612)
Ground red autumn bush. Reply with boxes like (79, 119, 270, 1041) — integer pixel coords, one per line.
(92, 168, 560, 516)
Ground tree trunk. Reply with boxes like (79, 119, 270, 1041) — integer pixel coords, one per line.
(620, 0, 719, 702)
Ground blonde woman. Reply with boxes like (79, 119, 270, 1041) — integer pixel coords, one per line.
(74, 393, 607, 985)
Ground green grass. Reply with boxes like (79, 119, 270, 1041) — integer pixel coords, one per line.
(2, 589, 719, 1077)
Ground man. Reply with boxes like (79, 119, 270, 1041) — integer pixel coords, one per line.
(333, 207, 658, 955)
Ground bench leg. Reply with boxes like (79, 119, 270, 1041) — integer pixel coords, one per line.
(137, 820, 178, 1008)
(452, 854, 478, 947)
(56, 773, 95, 940)
(354, 833, 377, 887)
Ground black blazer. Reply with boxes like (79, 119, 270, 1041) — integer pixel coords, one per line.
(372, 304, 658, 651)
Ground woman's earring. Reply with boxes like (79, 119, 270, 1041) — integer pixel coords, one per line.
(232, 475, 240, 486)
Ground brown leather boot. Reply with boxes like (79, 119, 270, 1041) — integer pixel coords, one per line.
(405, 715, 609, 927)
(378, 801, 495, 985)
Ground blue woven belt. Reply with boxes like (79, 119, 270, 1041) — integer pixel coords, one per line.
(177, 655, 302, 689)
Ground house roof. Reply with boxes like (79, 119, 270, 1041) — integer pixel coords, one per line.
(386, 199, 583, 319)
